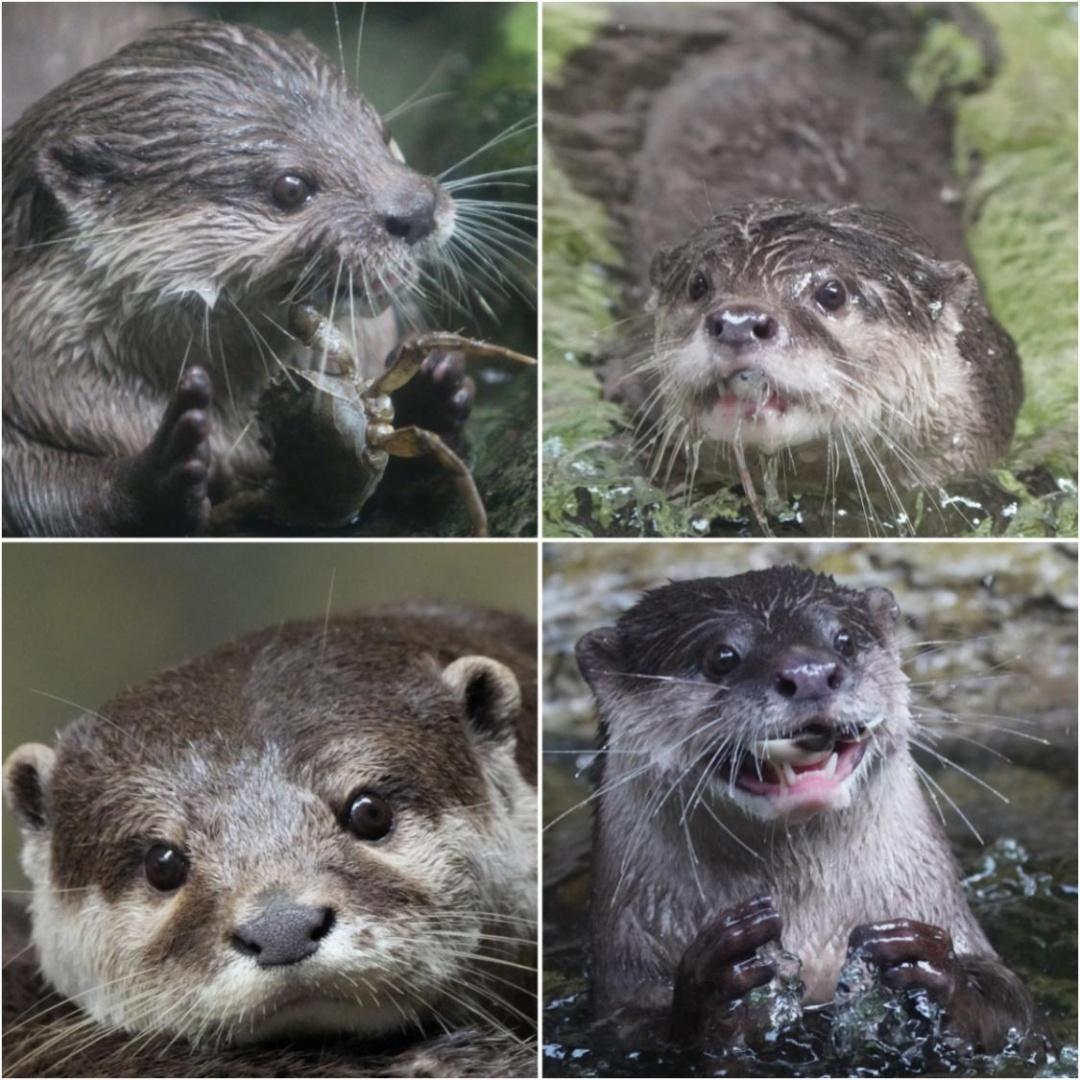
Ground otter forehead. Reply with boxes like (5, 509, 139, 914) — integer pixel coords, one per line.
(46, 618, 494, 891)
(614, 568, 889, 674)
(655, 201, 944, 313)
(25, 21, 379, 152)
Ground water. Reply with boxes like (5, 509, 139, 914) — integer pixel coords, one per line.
(542, 542, 1078, 1077)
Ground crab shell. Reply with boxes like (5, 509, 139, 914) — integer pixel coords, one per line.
(257, 366, 389, 527)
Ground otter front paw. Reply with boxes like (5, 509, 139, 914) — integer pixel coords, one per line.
(847, 919, 959, 1002)
(389, 349, 475, 444)
(671, 894, 782, 1042)
(130, 367, 212, 535)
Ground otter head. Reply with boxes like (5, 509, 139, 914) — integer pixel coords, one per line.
(3, 21, 455, 364)
(3, 619, 534, 1045)
(644, 200, 979, 459)
(577, 567, 909, 825)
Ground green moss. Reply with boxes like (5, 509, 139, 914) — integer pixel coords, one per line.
(542, 2, 607, 85)
(908, 20, 991, 105)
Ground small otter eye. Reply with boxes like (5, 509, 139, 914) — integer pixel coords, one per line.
(688, 270, 710, 302)
(704, 644, 740, 679)
(345, 791, 394, 842)
(144, 843, 188, 892)
(814, 279, 847, 312)
(834, 629, 855, 657)
(271, 173, 312, 211)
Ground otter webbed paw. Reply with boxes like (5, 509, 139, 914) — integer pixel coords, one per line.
(671, 894, 782, 1043)
(847, 919, 959, 1002)
(387, 348, 475, 448)
(129, 367, 212, 535)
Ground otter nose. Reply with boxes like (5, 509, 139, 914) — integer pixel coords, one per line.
(706, 306, 779, 346)
(774, 653, 844, 701)
(231, 900, 335, 968)
(380, 180, 438, 245)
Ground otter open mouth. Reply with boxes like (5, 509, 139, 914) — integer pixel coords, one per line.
(727, 720, 877, 819)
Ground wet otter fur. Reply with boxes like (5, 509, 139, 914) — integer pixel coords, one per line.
(3, 607, 537, 1077)
(2, 20, 474, 537)
(576, 567, 1038, 1054)
(547, 3, 1022, 510)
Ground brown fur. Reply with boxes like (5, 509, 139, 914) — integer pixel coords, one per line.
(3, 607, 537, 1077)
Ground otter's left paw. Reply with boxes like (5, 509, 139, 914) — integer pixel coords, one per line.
(847, 919, 959, 1001)
(389, 350, 475, 442)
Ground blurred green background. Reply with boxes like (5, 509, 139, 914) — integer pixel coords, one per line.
(2, 542, 536, 887)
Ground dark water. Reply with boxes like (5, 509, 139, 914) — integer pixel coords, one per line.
(541, 543, 1078, 1077)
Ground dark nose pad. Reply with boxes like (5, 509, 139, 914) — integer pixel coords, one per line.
(380, 178, 438, 245)
(706, 306, 779, 346)
(774, 657, 844, 701)
(231, 902, 335, 968)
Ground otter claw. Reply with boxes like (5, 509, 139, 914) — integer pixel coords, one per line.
(848, 919, 959, 1001)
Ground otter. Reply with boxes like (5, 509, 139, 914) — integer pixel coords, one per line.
(576, 567, 1037, 1055)
(2, 20, 477, 537)
(3, 608, 537, 1077)
(636, 200, 1022, 492)
(548, 3, 1023, 515)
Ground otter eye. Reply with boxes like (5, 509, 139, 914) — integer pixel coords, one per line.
(345, 791, 394, 842)
(814, 279, 847, 312)
(834, 629, 855, 657)
(144, 843, 188, 892)
(688, 270, 710, 302)
(704, 644, 740, 679)
(271, 173, 312, 211)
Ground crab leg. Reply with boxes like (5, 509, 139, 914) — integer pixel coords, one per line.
(371, 333, 536, 396)
(370, 425, 489, 537)
(289, 303, 357, 377)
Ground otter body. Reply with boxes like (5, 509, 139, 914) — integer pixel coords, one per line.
(3, 20, 472, 537)
(577, 568, 1036, 1053)
(549, 4, 1022, 501)
(3, 608, 537, 1077)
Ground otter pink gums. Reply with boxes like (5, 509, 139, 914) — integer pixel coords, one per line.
(577, 568, 1037, 1054)
(3, 609, 537, 1077)
(2, 21, 478, 537)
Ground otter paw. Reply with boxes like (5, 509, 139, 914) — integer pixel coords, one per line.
(847, 919, 958, 1001)
(133, 367, 212, 535)
(389, 349, 475, 440)
(678, 894, 782, 1001)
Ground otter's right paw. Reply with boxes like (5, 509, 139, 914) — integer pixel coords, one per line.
(130, 368, 212, 535)
(671, 894, 782, 1041)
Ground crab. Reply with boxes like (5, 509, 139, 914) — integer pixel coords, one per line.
(217, 304, 535, 536)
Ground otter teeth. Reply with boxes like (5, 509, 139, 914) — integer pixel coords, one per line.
(776, 752, 839, 788)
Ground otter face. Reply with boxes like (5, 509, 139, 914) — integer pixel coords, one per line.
(10, 21, 454, 345)
(644, 201, 976, 458)
(577, 567, 909, 824)
(3, 623, 534, 1046)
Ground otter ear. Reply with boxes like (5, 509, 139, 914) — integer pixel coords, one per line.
(936, 259, 980, 307)
(36, 136, 122, 205)
(864, 587, 901, 636)
(575, 627, 623, 692)
(3, 744, 56, 831)
(442, 656, 522, 742)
